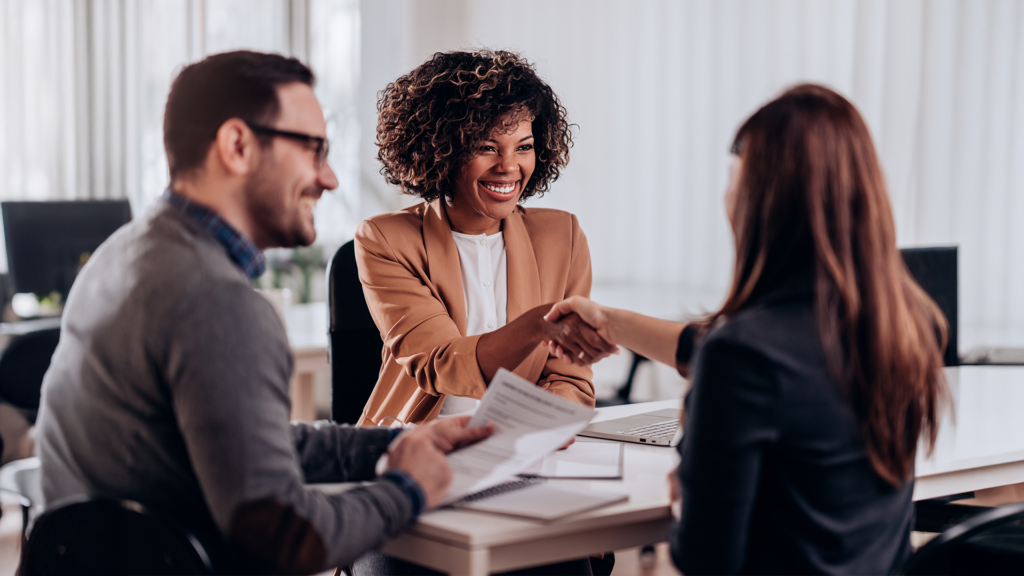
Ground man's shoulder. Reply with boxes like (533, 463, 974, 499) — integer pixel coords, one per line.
(144, 201, 228, 256)
(134, 203, 250, 284)
(75, 201, 260, 319)
(102, 203, 284, 352)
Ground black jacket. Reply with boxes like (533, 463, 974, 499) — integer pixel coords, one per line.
(671, 276, 914, 575)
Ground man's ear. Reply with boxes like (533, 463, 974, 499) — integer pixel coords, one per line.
(213, 118, 261, 177)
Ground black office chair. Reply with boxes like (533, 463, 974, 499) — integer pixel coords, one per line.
(900, 500, 1024, 575)
(914, 494, 989, 533)
(900, 246, 959, 367)
(0, 326, 60, 423)
(20, 497, 215, 576)
(326, 240, 384, 425)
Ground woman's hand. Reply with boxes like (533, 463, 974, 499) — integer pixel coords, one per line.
(540, 312, 620, 366)
(545, 297, 687, 370)
(545, 296, 614, 341)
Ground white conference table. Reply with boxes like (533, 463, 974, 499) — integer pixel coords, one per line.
(376, 402, 678, 576)
(362, 365, 1024, 575)
(915, 365, 1024, 500)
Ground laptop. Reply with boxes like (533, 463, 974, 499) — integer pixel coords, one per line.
(578, 408, 682, 447)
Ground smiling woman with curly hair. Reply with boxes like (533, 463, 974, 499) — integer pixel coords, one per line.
(354, 49, 614, 429)
(376, 50, 572, 203)
(354, 48, 615, 576)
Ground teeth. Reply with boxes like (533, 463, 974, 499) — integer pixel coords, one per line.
(300, 197, 317, 212)
(481, 182, 516, 194)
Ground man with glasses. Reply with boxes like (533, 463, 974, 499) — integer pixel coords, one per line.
(34, 50, 490, 574)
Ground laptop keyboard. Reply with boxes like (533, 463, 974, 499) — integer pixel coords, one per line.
(616, 419, 679, 439)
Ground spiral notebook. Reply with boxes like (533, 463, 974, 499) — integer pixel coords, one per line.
(453, 478, 628, 522)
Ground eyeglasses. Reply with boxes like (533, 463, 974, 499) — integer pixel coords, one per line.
(246, 122, 330, 168)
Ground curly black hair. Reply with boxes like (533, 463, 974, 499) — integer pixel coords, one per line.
(376, 49, 573, 203)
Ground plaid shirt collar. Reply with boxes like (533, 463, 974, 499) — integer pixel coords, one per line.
(163, 189, 266, 280)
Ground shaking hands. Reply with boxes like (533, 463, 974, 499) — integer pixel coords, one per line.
(542, 296, 620, 367)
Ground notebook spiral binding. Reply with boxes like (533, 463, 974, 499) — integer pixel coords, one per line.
(455, 477, 546, 504)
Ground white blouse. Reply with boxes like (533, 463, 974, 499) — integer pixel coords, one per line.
(439, 230, 508, 416)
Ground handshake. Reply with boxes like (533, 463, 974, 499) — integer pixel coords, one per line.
(384, 296, 648, 511)
(539, 296, 621, 367)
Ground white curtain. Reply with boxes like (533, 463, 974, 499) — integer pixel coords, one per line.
(0, 0, 360, 250)
(0, 0, 81, 202)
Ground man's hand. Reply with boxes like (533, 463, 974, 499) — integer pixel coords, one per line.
(417, 415, 495, 452)
(385, 417, 493, 509)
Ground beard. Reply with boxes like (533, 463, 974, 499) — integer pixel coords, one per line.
(245, 155, 318, 248)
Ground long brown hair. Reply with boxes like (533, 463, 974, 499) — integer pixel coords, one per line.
(706, 84, 948, 486)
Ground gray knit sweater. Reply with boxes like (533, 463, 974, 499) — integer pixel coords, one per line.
(35, 199, 413, 573)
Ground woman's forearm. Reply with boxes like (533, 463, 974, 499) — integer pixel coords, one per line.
(475, 305, 552, 382)
(603, 308, 685, 368)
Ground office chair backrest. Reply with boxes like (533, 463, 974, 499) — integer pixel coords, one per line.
(900, 246, 958, 367)
(899, 500, 1024, 575)
(0, 326, 60, 420)
(326, 240, 384, 425)
(21, 497, 214, 576)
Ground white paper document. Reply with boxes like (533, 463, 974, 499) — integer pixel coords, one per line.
(440, 368, 596, 505)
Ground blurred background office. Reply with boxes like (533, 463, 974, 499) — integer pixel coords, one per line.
(1, 0, 1022, 409)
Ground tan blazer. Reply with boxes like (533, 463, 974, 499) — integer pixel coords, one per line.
(354, 199, 596, 426)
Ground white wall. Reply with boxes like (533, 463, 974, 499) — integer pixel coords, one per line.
(359, 0, 1024, 367)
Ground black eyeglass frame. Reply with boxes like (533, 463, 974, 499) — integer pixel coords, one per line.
(246, 122, 330, 167)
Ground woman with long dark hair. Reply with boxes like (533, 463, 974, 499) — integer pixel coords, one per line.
(546, 84, 949, 574)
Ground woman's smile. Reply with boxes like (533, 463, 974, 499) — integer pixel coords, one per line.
(479, 180, 519, 198)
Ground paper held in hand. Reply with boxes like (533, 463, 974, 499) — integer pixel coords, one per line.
(439, 368, 597, 505)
